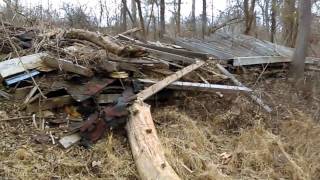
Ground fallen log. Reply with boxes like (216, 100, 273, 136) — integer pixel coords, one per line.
(42, 56, 94, 77)
(216, 64, 272, 113)
(65, 29, 144, 57)
(126, 101, 180, 180)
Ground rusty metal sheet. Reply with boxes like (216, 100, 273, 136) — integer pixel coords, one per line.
(51, 78, 115, 102)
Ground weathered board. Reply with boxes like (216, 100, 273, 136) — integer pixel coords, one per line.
(0, 53, 47, 79)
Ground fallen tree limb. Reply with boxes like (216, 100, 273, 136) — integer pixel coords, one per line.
(65, 29, 144, 57)
(42, 56, 94, 77)
(216, 64, 272, 113)
(126, 101, 180, 180)
(65, 29, 125, 55)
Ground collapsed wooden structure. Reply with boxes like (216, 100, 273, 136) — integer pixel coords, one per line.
(1, 25, 318, 179)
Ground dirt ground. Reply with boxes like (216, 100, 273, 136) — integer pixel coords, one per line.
(1, 68, 320, 180)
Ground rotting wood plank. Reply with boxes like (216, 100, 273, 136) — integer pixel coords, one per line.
(0, 53, 47, 79)
(126, 101, 180, 180)
(233, 56, 320, 66)
(42, 56, 94, 77)
(216, 64, 272, 113)
(138, 79, 252, 93)
(133, 60, 205, 101)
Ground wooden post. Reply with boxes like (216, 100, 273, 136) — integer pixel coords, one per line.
(126, 101, 180, 180)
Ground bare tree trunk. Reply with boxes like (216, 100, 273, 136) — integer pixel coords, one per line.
(270, 0, 277, 42)
(121, 0, 127, 32)
(263, 0, 270, 31)
(153, 16, 157, 40)
(131, 0, 137, 27)
(135, 0, 146, 39)
(177, 0, 181, 35)
(160, 0, 165, 39)
(289, 0, 312, 81)
(282, 0, 297, 47)
(202, 0, 207, 39)
(244, 0, 256, 35)
(146, 0, 155, 35)
(98, 0, 104, 27)
(191, 0, 196, 37)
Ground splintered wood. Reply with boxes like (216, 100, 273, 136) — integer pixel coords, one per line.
(126, 102, 180, 180)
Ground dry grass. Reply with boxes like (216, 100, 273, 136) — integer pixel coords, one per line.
(1, 75, 320, 179)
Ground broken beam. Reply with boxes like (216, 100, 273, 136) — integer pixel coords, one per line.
(138, 79, 252, 93)
(216, 64, 272, 113)
(133, 60, 205, 101)
(126, 102, 180, 180)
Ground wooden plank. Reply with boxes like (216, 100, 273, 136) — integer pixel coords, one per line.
(0, 53, 47, 79)
(134, 60, 205, 101)
(216, 64, 272, 113)
(138, 79, 253, 93)
(126, 102, 180, 180)
(233, 56, 320, 66)
(42, 56, 94, 77)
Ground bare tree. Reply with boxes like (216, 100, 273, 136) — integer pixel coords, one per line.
(131, 0, 137, 27)
(98, 0, 104, 26)
(270, 0, 277, 42)
(191, 0, 196, 36)
(146, 0, 155, 35)
(160, 0, 165, 38)
(135, 0, 146, 38)
(177, 0, 181, 35)
(282, 0, 297, 47)
(244, 0, 256, 35)
(289, 0, 312, 80)
(202, 0, 207, 39)
(121, 0, 127, 31)
(257, 0, 270, 31)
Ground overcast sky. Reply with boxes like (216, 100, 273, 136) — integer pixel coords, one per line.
(0, 0, 228, 21)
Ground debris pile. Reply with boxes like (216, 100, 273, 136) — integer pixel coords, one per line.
(1, 25, 247, 150)
(1, 23, 320, 179)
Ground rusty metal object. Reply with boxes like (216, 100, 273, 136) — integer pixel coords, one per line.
(51, 78, 115, 102)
